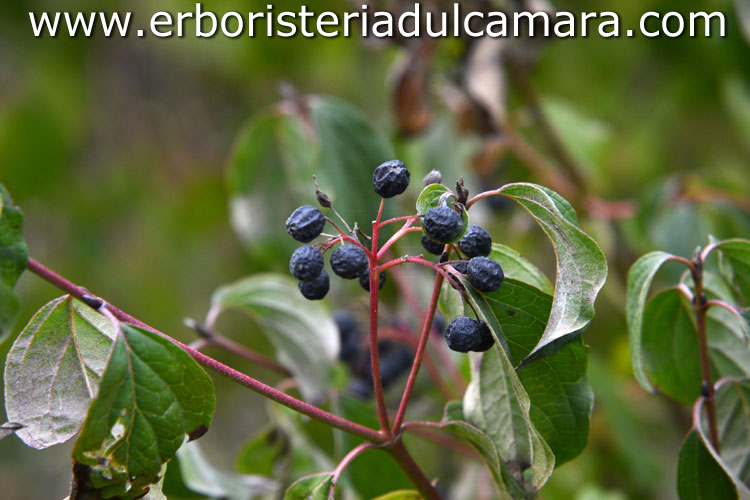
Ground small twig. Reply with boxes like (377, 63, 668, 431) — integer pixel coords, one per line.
(26, 257, 385, 444)
(392, 273, 445, 432)
(689, 251, 721, 453)
(184, 318, 291, 376)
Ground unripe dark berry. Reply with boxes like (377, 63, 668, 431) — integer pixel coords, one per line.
(298, 270, 329, 300)
(467, 256, 504, 292)
(445, 317, 483, 353)
(289, 245, 324, 281)
(423, 206, 462, 244)
(372, 160, 410, 198)
(421, 234, 445, 255)
(358, 270, 386, 292)
(330, 245, 369, 279)
(459, 224, 492, 258)
(286, 205, 326, 243)
(475, 321, 495, 352)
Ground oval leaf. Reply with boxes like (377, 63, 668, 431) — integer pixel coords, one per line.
(641, 289, 702, 405)
(626, 250, 677, 392)
(716, 239, 750, 303)
(208, 274, 338, 402)
(492, 183, 607, 359)
(4, 296, 115, 448)
(0, 182, 28, 342)
(463, 345, 554, 497)
(373, 490, 423, 500)
(284, 472, 334, 500)
(678, 431, 739, 500)
(462, 279, 593, 465)
(72, 324, 215, 500)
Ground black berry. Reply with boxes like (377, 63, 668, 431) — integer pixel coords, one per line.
(289, 245, 324, 281)
(450, 260, 468, 275)
(373, 160, 410, 198)
(298, 271, 329, 300)
(467, 256, 504, 292)
(421, 234, 445, 255)
(475, 321, 495, 352)
(423, 206, 462, 244)
(445, 317, 483, 353)
(358, 270, 386, 292)
(459, 224, 492, 258)
(334, 312, 361, 364)
(330, 245, 369, 279)
(286, 205, 326, 243)
(379, 347, 413, 387)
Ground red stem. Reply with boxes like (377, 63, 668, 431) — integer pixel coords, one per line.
(369, 198, 392, 437)
(392, 273, 445, 432)
(25, 257, 385, 444)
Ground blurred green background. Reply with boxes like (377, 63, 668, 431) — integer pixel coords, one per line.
(1, 0, 748, 498)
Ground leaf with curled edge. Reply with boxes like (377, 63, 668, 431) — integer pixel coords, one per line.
(4, 296, 115, 449)
(483, 183, 607, 361)
(71, 324, 215, 500)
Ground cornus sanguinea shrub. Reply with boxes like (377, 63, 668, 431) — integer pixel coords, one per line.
(0, 158, 610, 499)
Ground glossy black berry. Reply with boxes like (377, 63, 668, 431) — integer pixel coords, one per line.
(358, 270, 386, 292)
(467, 256, 504, 292)
(330, 245, 369, 279)
(421, 234, 445, 255)
(298, 271, 329, 300)
(373, 160, 410, 198)
(459, 224, 492, 258)
(286, 205, 326, 243)
(445, 317, 483, 353)
(289, 245, 324, 281)
(423, 206, 462, 244)
(475, 321, 495, 352)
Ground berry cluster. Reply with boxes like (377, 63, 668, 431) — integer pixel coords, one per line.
(285, 159, 506, 355)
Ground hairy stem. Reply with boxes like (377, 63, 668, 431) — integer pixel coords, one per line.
(393, 273, 444, 432)
(690, 255, 720, 453)
(26, 257, 385, 444)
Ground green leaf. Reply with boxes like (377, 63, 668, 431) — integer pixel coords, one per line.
(491, 183, 607, 359)
(710, 379, 750, 490)
(626, 250, 677, 392)
(0, 182, 28, 342)
(682, 378, 750, 499)
(677, 431, 738, 500)
(284, 472, 334, 500)
(4, 296, 115, 448)
(372, 490, 423, 500)
(236, 426, 289, 477)
(641, 289, 702, 405)
(462, 279, 593, 464)
(439, 402, 511, 499)
(209, 274, 338, 402)
(416, 183, 469, 244)
(715, 239, 750, 303)
(463, 346, 553, 497)
(489, 243, 553, 295)
(176, 441, 278, 500)
(71, 324, 215, 500)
